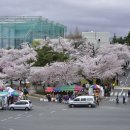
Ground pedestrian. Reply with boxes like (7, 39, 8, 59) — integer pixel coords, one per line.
(96, 96, 99, 106)
(116, 95, 119, 104)
(112, 83, 115, 90)
(58, 95, 62, 103)
(48, 94, 51, 102)
(123, 96, 126, 104)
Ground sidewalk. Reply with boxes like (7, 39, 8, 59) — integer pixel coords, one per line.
(28, 93, 46, 100)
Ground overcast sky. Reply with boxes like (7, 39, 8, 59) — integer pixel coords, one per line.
(0, 0, 130, 37)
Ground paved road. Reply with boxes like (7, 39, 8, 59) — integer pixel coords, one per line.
(0, 97, 130, 130)
(107, 88, 130, 103)
(119, 68, 130, 86)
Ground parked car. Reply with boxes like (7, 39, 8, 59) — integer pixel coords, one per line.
(9, 100, 32, 111)
(68, 95, 96, 108)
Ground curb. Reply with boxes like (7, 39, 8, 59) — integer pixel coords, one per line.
(114, 87, 130, 90)
(28, 94, 46, 100)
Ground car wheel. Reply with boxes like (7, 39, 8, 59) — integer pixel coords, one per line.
(88, 104, 92, 108)
(68, 105, 71, 108)
(25, 107, 29, 111)
(71, 104, 75, 108)
(10, 107, 14, 110)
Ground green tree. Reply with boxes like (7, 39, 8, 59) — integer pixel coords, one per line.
(34, 46, 69, 66)
(112, 33, 125, 44)
(118, 37, 124, 44)
(112, 33, 117, 43)
(32, 40, 41, 48)
(125, 31, 130, 45)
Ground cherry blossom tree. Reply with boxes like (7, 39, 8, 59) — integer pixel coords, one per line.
(0, 43, 37, 84)
(1, 37, 129, 88)
(29, 62, 81, 85)
(32, 38, 130, 86)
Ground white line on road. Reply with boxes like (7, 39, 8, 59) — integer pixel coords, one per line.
(8, 117, 13, 119)
(119, 89, 123, 96)
(110, 92, 113, 96)
(17, 114, 22, 116)
(62, 109, 67, 111)
(39, 113, 44, 116)
(50, 111, 56, 114)
(115, 92, 118, 96)
(26, 115, 32, 118)
(109, 98, 116, 101)
(1, 119, 7, 122)
(123, 92, 126, 96)
(14, 117, 21, 120)
(9, 128, 14, 130)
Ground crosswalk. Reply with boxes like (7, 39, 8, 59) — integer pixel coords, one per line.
(109, 98, 128, 102)
(107, 89, 129, 102)
(110, 91, 128, 97)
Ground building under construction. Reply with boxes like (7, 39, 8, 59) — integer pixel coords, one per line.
(0, 16, 67, 48)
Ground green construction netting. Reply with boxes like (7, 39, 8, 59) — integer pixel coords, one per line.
(0, 16, 67, 48)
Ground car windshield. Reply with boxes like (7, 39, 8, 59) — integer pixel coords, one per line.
(74, 98, 80, 101)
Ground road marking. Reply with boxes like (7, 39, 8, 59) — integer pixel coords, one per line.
(123, 92, 126, 96)
(40, 98, 43, 101)
(109, 98, 116, 101)
(9, 128, 14, 130)
(50, 111, 56, 114)
(119, 89, 123, 96)
(114, 92, 118, 96)
(17, 114, 22, 116)
(118, 92, 121, 96)
(39, 113, 44, 116)
(110, 92, 113, 96)
(14, 117, 21, 119)
(26, 115, 32, 118)
(1, 119, 7, 122)
(8, 117, 13, 119)
(62, 109, 67, 111)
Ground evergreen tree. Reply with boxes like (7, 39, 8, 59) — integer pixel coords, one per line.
(125, 31, 130, 45)
(118, 37, 124, 44)
(34, 46, 69, 66)
(112, 33, 117, 43)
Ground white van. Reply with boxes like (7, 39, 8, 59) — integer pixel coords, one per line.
(68, 95, 96, 108)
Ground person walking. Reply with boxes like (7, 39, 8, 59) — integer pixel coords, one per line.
(123, 96, 126, 104)
(96, 96, 99, 106)
(116, 95, 119, 104)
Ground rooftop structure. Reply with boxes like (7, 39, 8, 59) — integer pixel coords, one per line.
(0, 16, 67, 48)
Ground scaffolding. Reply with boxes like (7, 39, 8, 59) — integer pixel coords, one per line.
(0, 16, 67, 48)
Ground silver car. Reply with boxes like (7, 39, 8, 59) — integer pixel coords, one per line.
(9, 100, 32, 111)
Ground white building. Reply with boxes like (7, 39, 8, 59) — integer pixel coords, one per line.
(82, 31, 110, 49)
